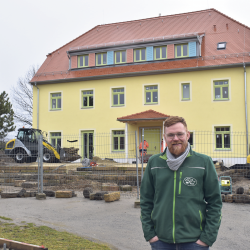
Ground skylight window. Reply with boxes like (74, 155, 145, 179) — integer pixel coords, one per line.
(217, 42, 227, 50)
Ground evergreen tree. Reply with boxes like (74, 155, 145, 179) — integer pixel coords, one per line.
(0, 91, 16, 139)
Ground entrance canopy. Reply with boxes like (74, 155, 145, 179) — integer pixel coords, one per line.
(117, 109, 170, 124)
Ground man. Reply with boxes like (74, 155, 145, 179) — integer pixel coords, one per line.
(140, 116, 222, 250)
(139, 139, 149, 156)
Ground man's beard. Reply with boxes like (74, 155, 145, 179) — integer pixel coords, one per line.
(168, 140, 188, 157)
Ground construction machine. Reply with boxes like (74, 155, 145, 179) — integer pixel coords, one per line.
(5, 128, 67, 163)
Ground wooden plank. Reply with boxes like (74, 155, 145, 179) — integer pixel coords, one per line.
(0, 238, 48, 250)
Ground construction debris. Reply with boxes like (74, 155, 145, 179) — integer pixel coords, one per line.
(61, 147, 81, 162)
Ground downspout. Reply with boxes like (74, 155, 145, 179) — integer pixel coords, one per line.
(34, 83, 39, 129)
(125, 123, 128, 163)
(244, 64, 249, 156)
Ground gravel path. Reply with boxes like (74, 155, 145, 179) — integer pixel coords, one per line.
(0, 196, 249, 250)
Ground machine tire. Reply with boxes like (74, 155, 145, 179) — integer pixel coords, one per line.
(43, 150, 58, 163)
(14, 148, 28, 163)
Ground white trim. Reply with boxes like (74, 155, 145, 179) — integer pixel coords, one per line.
(179, 81, 192, 102)
(212, 124, 233, 152)
(110, 86, 126, 108)
(151, 167, 167, 170)
(143, 83, 160, 106)
(187, 167, 205, 169)
(49, 91, 63, 112)
(79, 88, 95, 110)
(211, 77, 231, 102)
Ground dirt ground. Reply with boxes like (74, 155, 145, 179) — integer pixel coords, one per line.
(0, 195, 249, 250)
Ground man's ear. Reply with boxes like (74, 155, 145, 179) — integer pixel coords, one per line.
(186, 130, 190, 140)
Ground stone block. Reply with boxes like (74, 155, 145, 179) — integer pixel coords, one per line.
(104, 192, 120, 202)
(102, 184, 119, 191)
(1, 192, 18, 198)
(14, 180, 26, 187)
(90, 193, 96, 200)
(221, 194, 225, 202)
(83, 187, 93, 198)
(17, 189, 27, 197)
(119, 185, 132, 191)
(36, 193, 46, 200)
(95, 191, 108, 200)
(224, 194, 233, 203)
(22, 182, 38, 188)
(43, 190, 55, 197)
(134, 199, 140, 208)
(55, 191, 73, 198)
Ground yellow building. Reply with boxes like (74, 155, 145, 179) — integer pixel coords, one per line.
(31, 9, 250, 165)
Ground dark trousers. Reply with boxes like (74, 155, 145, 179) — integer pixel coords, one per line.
(150, 240, 209, 250)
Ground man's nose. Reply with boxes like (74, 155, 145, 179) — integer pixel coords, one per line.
(173, 134, 179, 140)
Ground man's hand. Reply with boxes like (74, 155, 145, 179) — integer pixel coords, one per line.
(196, 239, 208, 246)
(149, 236, 159, 243)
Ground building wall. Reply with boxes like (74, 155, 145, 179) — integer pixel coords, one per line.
(33, 66, 250, 135)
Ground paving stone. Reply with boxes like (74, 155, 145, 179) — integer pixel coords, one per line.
(90, 193, 96, 200)
(14, 180, 26, 187)
(224, 194, 233, 203)
(102, 183, 119, 191)
(22, 182, 38, 188)
(83, 187, 93, 198)
(104, 192, 120, 202)
(119, 185, 132, 191)
(0, 192, 18, 198)
(36, 193, 46, 200)
(55, 191, 73, 198)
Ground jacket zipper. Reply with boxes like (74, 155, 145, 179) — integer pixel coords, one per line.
(173, 171, 177, 243)
(199, 210, 203, 231)
(179, 172, 182, 195)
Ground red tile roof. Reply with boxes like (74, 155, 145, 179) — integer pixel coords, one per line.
(31, 8, 250, 84)
(117, 109, 170, 122)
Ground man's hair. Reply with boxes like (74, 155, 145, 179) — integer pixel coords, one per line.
(164, 116, 187, 129)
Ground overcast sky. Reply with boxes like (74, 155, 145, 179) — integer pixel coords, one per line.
(1, 0, 250, 99)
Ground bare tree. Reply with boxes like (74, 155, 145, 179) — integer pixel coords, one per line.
(11, 65, 39, 126)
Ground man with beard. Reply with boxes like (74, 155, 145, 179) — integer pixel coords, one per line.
(140, 116, 222, 250)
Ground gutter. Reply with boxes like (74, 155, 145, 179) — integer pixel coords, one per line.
(34, 83, 39, 129)
(117, 117, 168, 122)
(244, 64, 249, 155)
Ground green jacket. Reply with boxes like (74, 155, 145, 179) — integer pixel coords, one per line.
(140, 147, 222, 246)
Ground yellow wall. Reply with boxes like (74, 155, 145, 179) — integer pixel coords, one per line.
(33, 66, 250, 134)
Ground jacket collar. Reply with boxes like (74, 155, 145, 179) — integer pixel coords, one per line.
(159, 145, 193, 160)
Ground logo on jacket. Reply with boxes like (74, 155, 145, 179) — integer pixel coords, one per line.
(183, 177, 197, 186)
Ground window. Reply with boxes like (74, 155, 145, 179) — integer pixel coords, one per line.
(96, 52, 107, 66)
(215, 127, 231, 149)
(51, 93, 61, 110)
(217, 42, 227, 50)
(214, 80, 229, 100)
(188, 132, 193, 147)
(78, 55, 89, 67)
(112, 88, 124, 106)
(115, 51, 126, 64)
(112, 131, 125, 151)
(134, 48, 146, 62)
(145, 85, 158, 104)
(182, 83, 190, 100)
(50, 132, 61, 148)
(175, 44, 188, 58)
(82, 90, 93, 108)
(154, 46, 167, 60)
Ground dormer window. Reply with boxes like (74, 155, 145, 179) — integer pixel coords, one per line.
(217, 42, 227, 50)
(175, 44, 188, 58)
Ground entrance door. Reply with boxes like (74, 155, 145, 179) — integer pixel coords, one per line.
(82, 131, 94, 159)
(141, 128, 161, 155)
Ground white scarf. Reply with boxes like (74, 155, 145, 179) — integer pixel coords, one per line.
(166, 143, 190, 171)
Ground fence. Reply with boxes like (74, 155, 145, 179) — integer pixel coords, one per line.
(0, 130, 250, 201)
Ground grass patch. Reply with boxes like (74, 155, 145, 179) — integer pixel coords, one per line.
(0, 220, 111, 250)
(0, 216, 13, 221)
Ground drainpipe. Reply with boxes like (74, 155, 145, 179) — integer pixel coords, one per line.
(34, 83, 39, 129)
(125, 123, 128, 163)
(244, 64, 249, 156)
